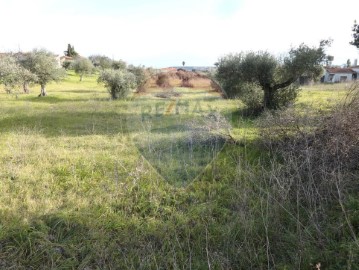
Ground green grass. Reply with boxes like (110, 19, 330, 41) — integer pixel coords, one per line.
(0, 74, 353, 269)
(296, 84, 348, 111)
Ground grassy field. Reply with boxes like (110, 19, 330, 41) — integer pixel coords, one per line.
(0, 73, 352, 269)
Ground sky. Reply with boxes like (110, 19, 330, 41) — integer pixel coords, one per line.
(0, 0, 358, 68)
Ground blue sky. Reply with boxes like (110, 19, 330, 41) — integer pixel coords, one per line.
(0, 0, 358, 67)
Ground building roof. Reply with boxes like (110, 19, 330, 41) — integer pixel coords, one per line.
(60, 56, 74, 60)
(326, 68, 356, 74)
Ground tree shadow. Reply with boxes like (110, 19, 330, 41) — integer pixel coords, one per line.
(23, 96, 109, 104)
(0, 110, 133, 137)
(133, 123, 227, 186)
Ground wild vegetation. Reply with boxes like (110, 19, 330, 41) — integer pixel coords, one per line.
(0, 65, 357, 269)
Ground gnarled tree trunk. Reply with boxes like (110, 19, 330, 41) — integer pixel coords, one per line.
(263, 79, 295, 110)
(23, 82, 29, 94)
(39, 84, 47, 96)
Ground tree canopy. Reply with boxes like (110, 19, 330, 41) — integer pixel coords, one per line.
(72, 57, 95, 81)
(64, 44, 79, 57)
(216, 41, 329, 110)
(89, 55, 113, 70)
(0, 55, 37, 93)
(112, 60, 127, 70)
(21, 49, 65, 96)
(128, 65, 151, 92)
(350, 20, 359, 49)
(98, 69, 136, 99)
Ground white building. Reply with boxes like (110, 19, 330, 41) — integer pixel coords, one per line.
(351, 66, 359, 74)
(322, 68, 357, 83)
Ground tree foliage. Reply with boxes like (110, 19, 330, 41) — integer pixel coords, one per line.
(325, 55, 334, 66)
(98, 69, 136, 99)
(216, 41, 328, 110)
(128, 66, 151, 92)
(21, 49, 65, 96)
(64, 44, 79, 57)
(112, 60, 127, 70)
(89, 55, 113, 70)
(0, 55, 37, 93)
(350, 20, 359, 49)
(72, 57, 95, 81)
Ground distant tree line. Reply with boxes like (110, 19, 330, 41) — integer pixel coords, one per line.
(0, 44, 153, 99)
(0, 38, 345, 106)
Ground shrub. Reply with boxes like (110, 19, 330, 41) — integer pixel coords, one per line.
(180, 80, 194, 88)
(128, 66, 151, 93)
(156, 73, 171, 88)
(253, 82, 359, 267)
(98, 69, 136, 99)
(238, 82, 264, 113)
(62, 60, 72, 70)
(176, 70, 194, 81)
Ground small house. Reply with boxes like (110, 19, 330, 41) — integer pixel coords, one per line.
(351, 66, 359, 74)
(322, 68, 357, 83)
(57, 55, 74, 67)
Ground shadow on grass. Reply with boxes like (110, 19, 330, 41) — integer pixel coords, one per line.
(23, 96, 110, 104)
(134, 126, 227, 185)
(51, 90, 107, 94)
(0, 191, 240, 269)
(0, 111, 131, 137)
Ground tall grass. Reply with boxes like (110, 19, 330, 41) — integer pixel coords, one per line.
(0, 73, 356, 269)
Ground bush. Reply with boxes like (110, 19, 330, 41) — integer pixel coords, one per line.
(180, 80, 194, 88)
(253, 82, 359, 267)
(156, 73, 171, 88)
(238, 82, 264, 113)
(98, 69, 136, 99)
(176, 70, 194, 81)
(62, 60, 72, 70)
(272, 83, 300, 108)
(128, 66, 151, 93)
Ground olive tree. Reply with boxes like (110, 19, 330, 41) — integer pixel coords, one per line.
(89, 55, 113, 70)
(0, 55, 37, 93)
(72, 57, 95, 81)
(98, 69, 136, 99)
(21, 49, 65, 96)
(216, 41, 329, 110)
(128, 65, 151, 92)
(112, 60, 127, 70)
